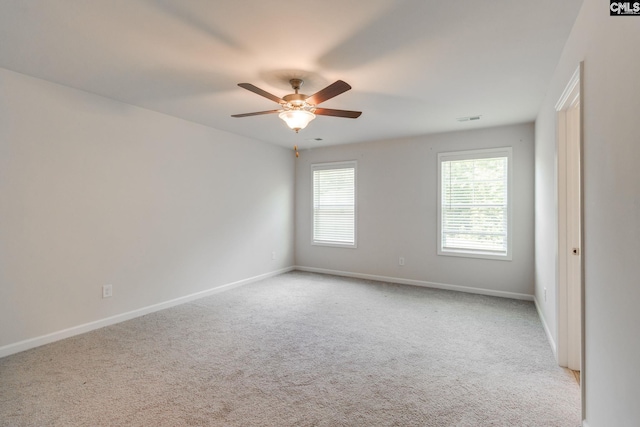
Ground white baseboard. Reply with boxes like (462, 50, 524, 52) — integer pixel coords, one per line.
(534, 296, 557, 358)
(294, 266, 534, 301)
(0, 266, 294, 359)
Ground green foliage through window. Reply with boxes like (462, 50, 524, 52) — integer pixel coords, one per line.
(439, 148, 511, 259)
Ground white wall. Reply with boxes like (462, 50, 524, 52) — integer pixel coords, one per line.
(535, 0, 640, 425)
(0, 68, 294, 352)
(534, 0, 591, 359)
(296, 123, 534, 297)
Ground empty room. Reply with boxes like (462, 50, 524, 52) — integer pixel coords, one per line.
(1, 1, 639, 426)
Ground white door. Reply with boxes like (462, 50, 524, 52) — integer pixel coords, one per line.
(556, 65, 582, 372)
(565, 97, 581, 371)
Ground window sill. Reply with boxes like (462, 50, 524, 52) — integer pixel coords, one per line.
(312, 241, 357, 249)
(438, 249, 512, 261)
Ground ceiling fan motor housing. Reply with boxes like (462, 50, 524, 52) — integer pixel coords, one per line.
(283, 79, 312, 110)
(283, 96, 314, 114)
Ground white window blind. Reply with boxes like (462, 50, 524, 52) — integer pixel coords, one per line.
(312, 162, 356, 247)
(438, 148, 512, 260)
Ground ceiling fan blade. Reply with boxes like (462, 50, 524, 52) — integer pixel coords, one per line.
(231, 110, 281, 118)
(306, 80, 352, 105)
(314, 108, 362, 119)
(237, 83, 284, 104)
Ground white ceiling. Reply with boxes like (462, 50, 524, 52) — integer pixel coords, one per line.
(0, 0, 583, 149)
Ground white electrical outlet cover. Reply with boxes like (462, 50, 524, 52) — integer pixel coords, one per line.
(102, 284, 113, 298)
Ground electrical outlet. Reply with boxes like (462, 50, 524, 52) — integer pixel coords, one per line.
(399, 257, 405, 266)
(102, 284, 113, 299)
(544, 288, 547, 302)
(271, 251, 276, 260)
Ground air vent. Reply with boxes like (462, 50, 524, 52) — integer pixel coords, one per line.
(457, 116, 482, 122)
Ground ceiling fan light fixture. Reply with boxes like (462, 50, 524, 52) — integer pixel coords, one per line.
(279, 110, 316, 132)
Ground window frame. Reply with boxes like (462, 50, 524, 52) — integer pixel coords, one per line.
(311, 160, 358, 248)
(437, 147, 513, 261)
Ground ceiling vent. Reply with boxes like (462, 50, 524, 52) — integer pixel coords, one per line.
(457, 116, 482, 122)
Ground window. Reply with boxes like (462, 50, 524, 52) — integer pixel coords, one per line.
(437, 147, 512, 260)
(312, 161, 357, 247)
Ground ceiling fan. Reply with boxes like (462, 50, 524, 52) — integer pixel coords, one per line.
(231, 79, 362, 133)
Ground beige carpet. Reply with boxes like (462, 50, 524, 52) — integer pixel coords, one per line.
(0, 272, 580, 426)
